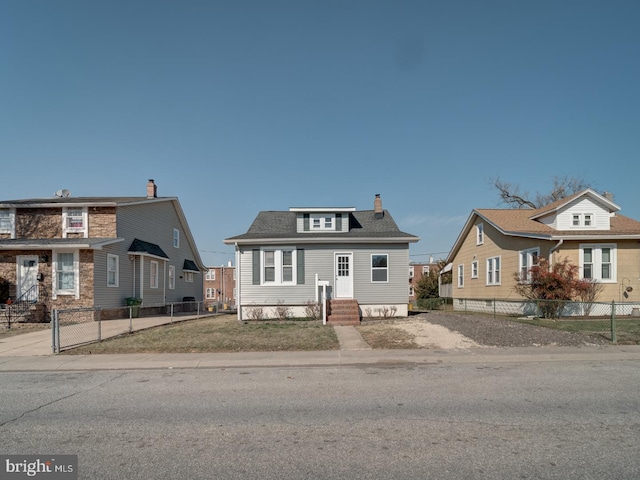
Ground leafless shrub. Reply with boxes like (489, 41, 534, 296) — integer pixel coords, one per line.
(304, 300, 321, 320)
(364, 307, 373, 320)
(272, 301, 293, 321)
(246, 305, 265, 321)
(378, 306, 390, 318)
(389, 305, 397, 317)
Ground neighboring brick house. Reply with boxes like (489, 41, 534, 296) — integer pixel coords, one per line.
(204, 263, 236, 308)
(0, 180, 205, 322)
(408, 261, 440, 302)
(443, 189, 640, 314)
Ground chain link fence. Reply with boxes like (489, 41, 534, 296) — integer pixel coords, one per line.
(52, 300, 205, 353)
(435, 297, 640, 344)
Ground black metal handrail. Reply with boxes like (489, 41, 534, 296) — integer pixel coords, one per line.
(3, 284, 38, 327)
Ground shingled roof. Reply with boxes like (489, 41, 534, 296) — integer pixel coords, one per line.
(224, 209, 419, 244)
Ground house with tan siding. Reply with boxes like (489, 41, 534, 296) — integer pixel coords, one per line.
(224, 195, 419, 323)
(0, 180, 205, 321)
(444, 189, 640, 313)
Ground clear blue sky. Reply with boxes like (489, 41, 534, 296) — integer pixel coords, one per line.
(2, 0, 639, 267)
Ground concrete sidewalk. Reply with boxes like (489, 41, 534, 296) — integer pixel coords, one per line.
(1, 315, 640, 372)
(0, 314, 205, 357)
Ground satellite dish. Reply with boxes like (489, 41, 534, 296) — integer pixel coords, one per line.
(55, 189, 71, 198)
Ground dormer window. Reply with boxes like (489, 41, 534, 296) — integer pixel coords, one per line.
(571, 213, 595, 228)
(311, 214, 334, 231)
(63, 207, 87, 237)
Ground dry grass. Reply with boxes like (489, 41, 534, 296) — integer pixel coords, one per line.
(356, 322, 420, 349)
(66, 315, 340, 354)
(0, 322, 50, 338)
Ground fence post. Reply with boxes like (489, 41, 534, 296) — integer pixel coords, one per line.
(493, 299, 496, 319)
(52, 309, 57, 354)
(55, 310, 61, 354)
(129, 306, 133, 334)
(170, 303, 174, 322)
(611, 301, 617, 344)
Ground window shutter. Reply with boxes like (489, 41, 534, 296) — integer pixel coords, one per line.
(336, 214, 342, 231)
(252, 249, 260, 285)
(303, 214, 310, 231)
(297, 249, 305, 284)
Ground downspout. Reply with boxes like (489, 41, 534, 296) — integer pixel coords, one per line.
(549, 239, 564, 268)
(235, 243, 241, 321)
(139, 256, 144, 302)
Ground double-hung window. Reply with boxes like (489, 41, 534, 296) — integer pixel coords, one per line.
(168, 265, 175, 289)
(206, 269, 215, 281)
(486, 256, 500, 285)
(371, 254, 388, 282)
(457, 264, 464, 288)
(519, 248, 540, 281)
(471, 260, 478, 279)
(150, 261, 159, 288)
(54, 251, 78, 297)
(580, 244, 616, 282)
(262, 248, 296, 284)
(107, 254, 119, 287)
(173, 229, 180, 248)
(476, 224, 484, 245)
(0, 209, 14, 235)
(63, 207, 87, 237)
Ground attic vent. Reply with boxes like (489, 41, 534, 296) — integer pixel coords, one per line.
(55, 189, 71, 198)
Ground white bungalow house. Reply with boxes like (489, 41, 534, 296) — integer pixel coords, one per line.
(224, 195, 419, 323)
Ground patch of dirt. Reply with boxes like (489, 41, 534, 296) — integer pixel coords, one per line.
(402, 311, 608, 348)
(393, 320, 481, 349)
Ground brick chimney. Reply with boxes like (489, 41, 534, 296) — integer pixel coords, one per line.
(374, 194, 384, 219)
(147, 179, 157, 199)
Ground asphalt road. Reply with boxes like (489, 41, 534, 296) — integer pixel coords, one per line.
(1, 360, 639, 480)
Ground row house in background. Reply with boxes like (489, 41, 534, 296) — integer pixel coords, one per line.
(408, 260, 440, 302)
(0, 180, 205, 322)
(204, 262, 236, 308)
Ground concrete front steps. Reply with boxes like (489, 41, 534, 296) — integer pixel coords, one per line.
(327, 299, 361, 325)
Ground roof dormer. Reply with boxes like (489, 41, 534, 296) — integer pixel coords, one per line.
(289, 207, 355, 233)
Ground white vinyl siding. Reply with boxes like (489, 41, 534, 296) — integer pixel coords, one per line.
(239, 244, 409, 306)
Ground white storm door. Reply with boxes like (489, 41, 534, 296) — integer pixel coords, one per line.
(335, 253, 353, 298)
(17, 255, 38, 299)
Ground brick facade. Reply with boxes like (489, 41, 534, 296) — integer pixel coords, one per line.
(203, 265, 236, 307)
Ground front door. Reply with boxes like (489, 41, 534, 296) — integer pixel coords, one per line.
(335, 253, 353, 298)
(17, 255, 38, 300)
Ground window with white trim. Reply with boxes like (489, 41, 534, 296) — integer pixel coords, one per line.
(580, 244, 616, 282)
(150, 261, 159, 288)
(519, 247, 540, 281)
(476, 223, 484, 245)
(457, 264, 464, 287)
(185, 271, 194, 283)
(422, 266, 430, 275)
(168, 265, 175, 289)
(486, 256, 500, 285)
(206, 269, 216, 280)
(107, 254, 119, 287)
(0, 209, 14, 235)
(62, 207, 87, 237)
(54, 251, 78, 297)
(409, 286, 414, 297)
(371, 254, 388, 282)
(206, 287, 215, 299)
(262, 248, 296, 285)
(409, 266, 414, 278)
(471, 260, 478, 279)
(173, 229, 180, 248)
(310, 214, 335, 230)
(572, 213, 595, 228)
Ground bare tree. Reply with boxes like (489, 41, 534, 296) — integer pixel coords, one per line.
(492, 175, 592, 209)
